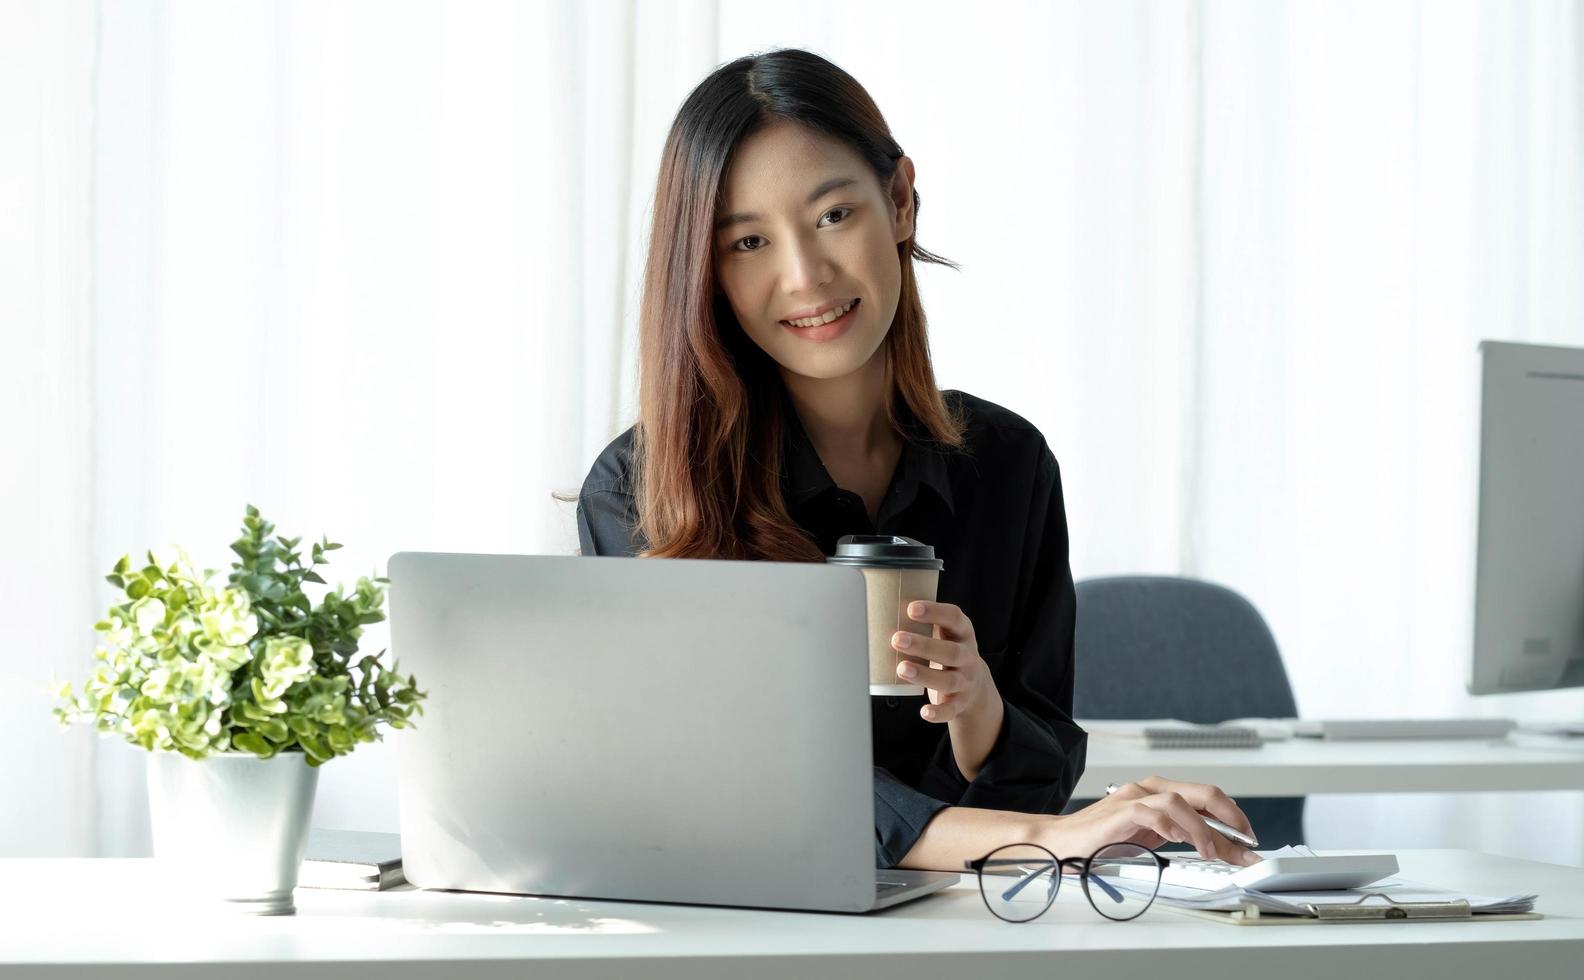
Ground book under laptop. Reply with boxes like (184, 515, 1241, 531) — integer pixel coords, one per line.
(387, 552, 959, 913)
(299, 829, 406, 891)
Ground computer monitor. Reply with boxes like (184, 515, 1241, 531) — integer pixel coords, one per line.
(1468, 340, 1584, 695)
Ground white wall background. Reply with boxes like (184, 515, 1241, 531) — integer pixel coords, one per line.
(4, 0, 1583, 864)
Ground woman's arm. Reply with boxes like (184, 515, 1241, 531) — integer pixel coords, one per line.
(897, 777, 1261, 873)
(913, 445, 1087, 811)
(945, 678, 1003, 781)
(893, 803, 1047, 872)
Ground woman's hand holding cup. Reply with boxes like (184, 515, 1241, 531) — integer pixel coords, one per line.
(891, 600, 991, 723)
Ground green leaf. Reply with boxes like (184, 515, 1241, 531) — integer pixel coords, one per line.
(257, 717, 289, 742)
(299, 733, 331, 763)
(233, 732, 273, 757)
(238, 574, 270, 594)
(302, 571, 326, 585)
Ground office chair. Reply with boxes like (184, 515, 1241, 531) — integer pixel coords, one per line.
(1065, 575, 1305, 847)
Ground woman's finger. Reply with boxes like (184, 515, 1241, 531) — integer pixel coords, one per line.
(1139, 792, 1224, 860)
(1205, 795, 1255, 838)
(896, 659, 969, 693)
(1124, 801, 1185, 848)
(891, 631, 968, 667)
(906, 601, 976, 642)
(1138, 790, 1259, 866)
(1136, 776, 1256, 837)
(920, 697, 965, 723)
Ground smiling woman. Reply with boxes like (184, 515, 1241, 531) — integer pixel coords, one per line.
(571, 47, 1258, 874)
(629, 50, 963, 562)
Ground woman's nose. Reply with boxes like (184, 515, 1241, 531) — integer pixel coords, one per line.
(779, 235, 834, 294)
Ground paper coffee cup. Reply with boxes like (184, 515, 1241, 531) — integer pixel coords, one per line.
(826, 535, 944, 696)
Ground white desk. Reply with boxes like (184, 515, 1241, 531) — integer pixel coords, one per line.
(1074, 724, 1584, 797)
(2, 851, 1580, 979)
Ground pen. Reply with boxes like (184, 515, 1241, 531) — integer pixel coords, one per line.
(1105, 782, 1260, 850)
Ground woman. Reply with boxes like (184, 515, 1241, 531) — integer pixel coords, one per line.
(575, 48, 1258, 873)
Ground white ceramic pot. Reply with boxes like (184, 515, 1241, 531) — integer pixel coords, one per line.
(146, 750, 320, 915)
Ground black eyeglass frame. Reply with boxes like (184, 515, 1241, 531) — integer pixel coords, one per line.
(963, 842, 1169, 923)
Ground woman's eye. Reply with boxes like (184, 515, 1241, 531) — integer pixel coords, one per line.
(729, 208, 852, 253)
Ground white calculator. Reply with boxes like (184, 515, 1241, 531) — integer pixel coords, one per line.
(1106, 852, 1400, 893)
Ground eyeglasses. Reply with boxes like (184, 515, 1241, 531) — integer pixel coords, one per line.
(964, 842, 1167, 922)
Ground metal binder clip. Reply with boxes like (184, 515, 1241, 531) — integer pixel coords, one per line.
(1306, 893, 1473, 920)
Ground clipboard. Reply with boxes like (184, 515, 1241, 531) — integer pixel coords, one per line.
(1161, 891, 1544, 926)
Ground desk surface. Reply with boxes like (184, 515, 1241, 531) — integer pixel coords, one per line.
(1074, 726, 1584, 797)
(3, 850, 1581, 980)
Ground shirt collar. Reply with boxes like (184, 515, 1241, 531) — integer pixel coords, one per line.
(780, 392, 957, 516)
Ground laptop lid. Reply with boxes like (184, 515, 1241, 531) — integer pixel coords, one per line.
(388, 552, 881, 912)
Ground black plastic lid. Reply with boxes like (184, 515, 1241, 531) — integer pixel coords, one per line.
(825, 534, 944, 570)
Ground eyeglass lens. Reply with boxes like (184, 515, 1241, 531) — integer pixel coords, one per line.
(1083, 842, 1163, 921)
(976, 843, 1060, 922)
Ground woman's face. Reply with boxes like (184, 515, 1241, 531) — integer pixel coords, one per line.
(712, 119, 915, 381)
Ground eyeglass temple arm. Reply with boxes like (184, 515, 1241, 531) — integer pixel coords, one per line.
(973, 857, 1083, 902)
(971, 857, 1144, 905)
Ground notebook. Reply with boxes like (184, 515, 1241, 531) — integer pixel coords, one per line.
(1142, 724, 1263, 749)
(1081, 719, 1266, 748)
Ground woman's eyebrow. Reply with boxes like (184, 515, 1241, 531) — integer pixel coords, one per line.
(714, 176, 860, 231)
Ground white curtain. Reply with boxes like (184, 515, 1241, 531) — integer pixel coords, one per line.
(5, 0, 1581, 862)
(0, 0, 98, 858)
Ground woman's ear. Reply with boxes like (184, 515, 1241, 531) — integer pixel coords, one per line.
(889, 156, 917, 244)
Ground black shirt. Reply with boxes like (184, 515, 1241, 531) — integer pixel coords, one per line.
(575, 389, 1088, 867)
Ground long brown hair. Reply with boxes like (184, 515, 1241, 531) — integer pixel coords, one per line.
(635, 48, 965, 561)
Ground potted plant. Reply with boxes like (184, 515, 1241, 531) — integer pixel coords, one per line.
(53, 505, 426, 914)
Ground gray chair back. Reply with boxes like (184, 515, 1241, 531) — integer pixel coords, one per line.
(1068, 575, 1304, 846)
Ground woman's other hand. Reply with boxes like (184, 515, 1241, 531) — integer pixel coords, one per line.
(891, 600, 993, 723)
(1043, 776, 1261, 866)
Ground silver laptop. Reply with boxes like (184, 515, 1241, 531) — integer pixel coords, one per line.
(387, 551, 959, 913)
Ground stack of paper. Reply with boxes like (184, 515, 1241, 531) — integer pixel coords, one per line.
(1144, 879, 1537, 916)
(1103, 846, 1536, 918)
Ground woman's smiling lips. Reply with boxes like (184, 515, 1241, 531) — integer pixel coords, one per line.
(780, 296, 857, 323)
(780, 297, 859, 342)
